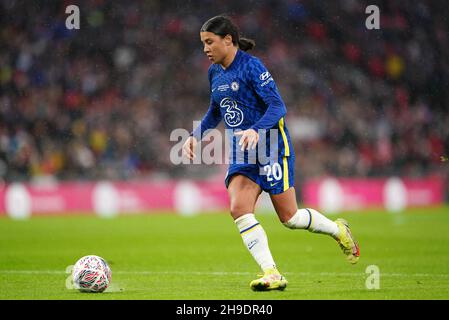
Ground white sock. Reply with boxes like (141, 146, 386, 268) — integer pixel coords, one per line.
(283, 208, 340, 238)
(235, 213, 276, 272)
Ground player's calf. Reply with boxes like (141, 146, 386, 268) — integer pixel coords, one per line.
(282, 208, 339, 238)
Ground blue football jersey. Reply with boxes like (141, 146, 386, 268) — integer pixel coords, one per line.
(193, 49, 293, 162)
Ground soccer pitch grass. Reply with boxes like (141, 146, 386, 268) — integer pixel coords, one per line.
(1, 207, 449, 300)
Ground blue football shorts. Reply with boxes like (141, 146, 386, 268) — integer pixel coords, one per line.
(224, 154, 295, 195)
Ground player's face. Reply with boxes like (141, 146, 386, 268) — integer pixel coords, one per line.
(200, 31, 233, 65)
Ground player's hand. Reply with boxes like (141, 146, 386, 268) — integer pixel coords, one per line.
(235, 129, 259, 151)
(182, 136, 198, 160)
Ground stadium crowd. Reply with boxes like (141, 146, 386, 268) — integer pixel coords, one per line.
(0, 0, 448, 183)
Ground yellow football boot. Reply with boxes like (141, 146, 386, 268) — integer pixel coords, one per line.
(250, 268, 288, 291)
(334, 218, 360, 264)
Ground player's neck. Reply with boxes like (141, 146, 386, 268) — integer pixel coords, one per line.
(220, 47, 238, 70)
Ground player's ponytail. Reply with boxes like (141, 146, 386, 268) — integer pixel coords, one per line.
(237, 37, 256, 51)
(201, 15, 256, 51)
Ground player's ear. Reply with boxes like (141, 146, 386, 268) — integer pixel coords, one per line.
(224, 34, 233, 46)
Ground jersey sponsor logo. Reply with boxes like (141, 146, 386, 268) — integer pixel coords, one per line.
(231, 81, 239, 91)
(259, 71, 274, 87)
(259, 71, 271, 81)
(220, 97, 244, 127)
(261, 77, 274, 87)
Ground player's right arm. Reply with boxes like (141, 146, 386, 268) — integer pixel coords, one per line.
(183, 97, 221, 160)
(183, 66, 222, 160)
(183, 135, 198, 160)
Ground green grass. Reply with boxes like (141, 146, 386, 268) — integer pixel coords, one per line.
(1, 207, 449, 299)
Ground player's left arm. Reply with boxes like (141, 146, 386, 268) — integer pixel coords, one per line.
(236, 58, 287, 151)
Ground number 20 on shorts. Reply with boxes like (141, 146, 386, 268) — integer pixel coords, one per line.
(263, 163, 282, 181)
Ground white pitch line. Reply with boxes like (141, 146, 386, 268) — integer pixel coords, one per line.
(0, 270, 449, 278)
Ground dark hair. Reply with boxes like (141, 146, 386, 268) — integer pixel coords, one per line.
(200, 15, 255, 51)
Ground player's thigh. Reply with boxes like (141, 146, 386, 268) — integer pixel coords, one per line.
(270, 187, 298, 223)
(227, 174, 262, 220)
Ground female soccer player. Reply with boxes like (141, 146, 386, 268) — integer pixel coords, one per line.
(183, 16, 360, 291)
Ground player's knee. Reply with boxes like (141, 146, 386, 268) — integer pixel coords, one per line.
(230, 201, 252, 219)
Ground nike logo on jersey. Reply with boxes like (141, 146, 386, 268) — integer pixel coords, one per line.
(270, 182, 279, 187)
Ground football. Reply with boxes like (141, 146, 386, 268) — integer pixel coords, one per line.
(72, 255, 112, 293)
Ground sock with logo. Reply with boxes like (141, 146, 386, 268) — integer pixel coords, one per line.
(283, 208, 340, 238)
(234, 213, 276, 272)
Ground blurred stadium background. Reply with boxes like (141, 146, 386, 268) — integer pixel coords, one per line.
(0, 0, 448, 217)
